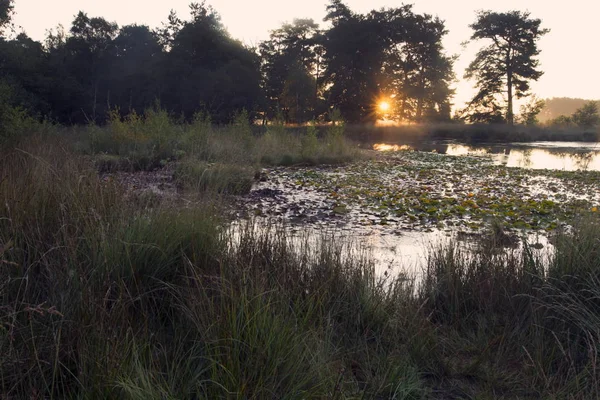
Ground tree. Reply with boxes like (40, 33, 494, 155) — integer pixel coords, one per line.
(539, 98, 600, 123)
(56, 12, 119, 122)
(109, 25, 164, 115)
(464, 11, 549, 125)
(385, 11, 455, 122)
(547, 115, 573, 128)
(517, 96, 545, 125)
(0, 0, 14, 35)
(321, 1, 382, 123)
(571, 101, 600, 128)
(320, 1, 455, 123)
(160, 2, 262, 123)
(259, 18, 321, 123)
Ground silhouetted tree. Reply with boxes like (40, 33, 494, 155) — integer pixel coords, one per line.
(161, 3, 262, 123)
(572, 101, 600, 128)
(321, 2, 389, 122)
(109, 25, 163, 115)
(1, 0, 459, 127)
(321, 1, 455, 123)
(385, 11, 455, 122)
(58, 12, 119, 122)
(0, 0, 14, 34)
(260, 19, 321, 123)
(517, 96, 545, 125)
(464, 11, 549, 125)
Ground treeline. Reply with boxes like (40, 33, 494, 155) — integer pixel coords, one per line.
(540, 98, 600, 123)
(3, 0, 594, 128)
(0, 0, 455, 125)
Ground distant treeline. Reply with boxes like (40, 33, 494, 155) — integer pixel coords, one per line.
(0, 0, 455, 126)
(0, 0, 454, 124)
(540, 98, 600, 123)
(0, 0, 597, 128)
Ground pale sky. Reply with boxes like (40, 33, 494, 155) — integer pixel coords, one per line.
(12, 0, 600, 108)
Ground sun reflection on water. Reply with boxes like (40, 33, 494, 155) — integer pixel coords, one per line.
(373, 143, 412, 152)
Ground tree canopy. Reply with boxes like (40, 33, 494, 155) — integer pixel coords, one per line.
(0, 1, 561, 128)
(0, 0, 14, 33)
(462, 11, 549, 125)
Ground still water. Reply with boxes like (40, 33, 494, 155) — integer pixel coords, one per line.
(373, 141, 600, 172)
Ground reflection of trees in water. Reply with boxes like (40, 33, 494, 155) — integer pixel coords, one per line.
(478, 145, 512, 165)
(371, 141, 600, 171)
(546, 149, 595, 171)
(518, 148, 533, 168)
(498, 148, 511, 165)
(572, 152, 594, 171)
(486, 146, 510, 155)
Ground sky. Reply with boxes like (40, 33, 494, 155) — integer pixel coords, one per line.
(12, 0, 600, 109)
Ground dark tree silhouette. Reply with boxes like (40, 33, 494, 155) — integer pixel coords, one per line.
(572, 101, 600, 128)
(61, 12, 119, 122)
(464, 11, 549, 125)
(384, 10, 455, 122)
(320, 1, 455, 123)
(110, 25, 164, 115)
(161, 3, 262, 123)
(260, 19, 321, 123)
(0, 0, 14, 33)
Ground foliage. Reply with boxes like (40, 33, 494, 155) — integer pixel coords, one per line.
(539, 97, 600, 123)
(572, 101, 600, 128)
(0, 0, 13, 34)
(3, 131, 600, 398)
(259, 19, 321, 123)
(319, 2, 455, 123)
(0, 3, 262, 125)
(517, 96, 545, 125)
(548, 101, 600, 129)
(463, 11, 549, 125)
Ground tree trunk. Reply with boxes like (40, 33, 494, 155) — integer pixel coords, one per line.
(416, 72, 426, 122)
(506, 52, 514, 125)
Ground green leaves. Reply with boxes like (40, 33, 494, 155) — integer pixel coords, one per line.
(251, 150, 599, 232)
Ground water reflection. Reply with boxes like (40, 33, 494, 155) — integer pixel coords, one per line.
(229, 221, 551, 280)
(373, 141, 600, 172)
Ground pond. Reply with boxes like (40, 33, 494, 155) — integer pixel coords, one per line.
(236, 141, 600, 276)
(373, 141, 600, 172)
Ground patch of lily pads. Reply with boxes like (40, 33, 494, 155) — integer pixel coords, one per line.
(239, 149, 600, 234)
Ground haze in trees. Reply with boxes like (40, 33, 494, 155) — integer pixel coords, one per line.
(540, 98, 600, 123)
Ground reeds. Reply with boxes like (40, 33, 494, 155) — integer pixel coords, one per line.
(1, 131, 600, 398)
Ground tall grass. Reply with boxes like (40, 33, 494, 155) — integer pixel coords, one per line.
(2, 132, 600, 398)
(70, 107, 363, 174)
(0, 136, 421, 398)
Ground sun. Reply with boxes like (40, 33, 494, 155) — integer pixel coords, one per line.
(378, 101, 391, 112)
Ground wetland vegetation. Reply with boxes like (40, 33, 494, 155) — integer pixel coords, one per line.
(2, 113, 600, 398)
(2, 0, 600, 398)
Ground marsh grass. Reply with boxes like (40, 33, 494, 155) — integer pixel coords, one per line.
(69, 107, 363, 178)
(2, 132, 600, 398)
